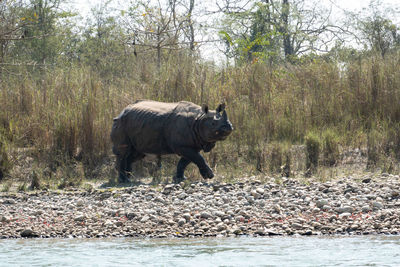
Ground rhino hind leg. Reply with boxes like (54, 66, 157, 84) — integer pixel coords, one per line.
(117, 149, 145, 183)
(125, 151, 145, 173)
(173, 157, 191, 184)
(113, 141, 134, 183)
(116, 153, 131, 183)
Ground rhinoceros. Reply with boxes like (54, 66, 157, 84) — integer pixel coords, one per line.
(110, 100, 233, 183)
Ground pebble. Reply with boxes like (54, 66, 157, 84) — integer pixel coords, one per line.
(372, 202, 383, 210)
(256, 188, 265, 195)
(178, 218, 186, 226)
(362, 205, 372, 212)
(76, 199, 84, 207)
(338, 206, 354, 214)
(20, 229, 38, 238)
(74, 215, 86, 222)
(316, 200, 329, 209)
(182, 213, 191, 221)
(200, 212, 212, 219)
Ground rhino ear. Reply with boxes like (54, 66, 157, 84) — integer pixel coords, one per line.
(202, 104, 209, 114)
(216, 103, 226, 113)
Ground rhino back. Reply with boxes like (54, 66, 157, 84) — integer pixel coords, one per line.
(117, 100, 201, 154)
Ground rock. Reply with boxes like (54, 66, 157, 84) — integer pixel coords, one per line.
(104, 220, 113, 227)
(200, 212, 212, 219)
(338, 206, 354, 214)
(312, 222, 322, 229)
(178, 193, 187, 200)
(232, 228, 242, 235)
(273, 204, 281, 213)
(362, 205, 372, 213)
(21, 229, 38, 238)
(33, 210, 43, 216)
(362, 178, 371, 183)
(162, 185, 174, 195)
(372, 202, 383, 210)
(254, 228, 265, 235)
(246, 195, 255, 204)
(126, 212, 136, 220)
(312, 207, 321, 213)
(76, 199, 84, 207)
(213, 211, 225, 218)
(316, 200, 329, 209)
(3, 199, 16, 204)
(155, 196, 165, 203)
(391, 191, 399, 198)
(216, 223, 226, 232)
(178, 218, 186, 226)
(339, 213, 351, 219)
(291, 223, 303, 230)
(322, 205, 331, 211)
(1, 215, 11, 223)
(140, 215, 150, 223)
(182, 213, 191, 221)
(256, 188, 265, 195)
(250, 190, 260, 198)
(74, 215, 86, 222)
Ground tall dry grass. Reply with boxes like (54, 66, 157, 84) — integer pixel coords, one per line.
(1, 50, 400, 181)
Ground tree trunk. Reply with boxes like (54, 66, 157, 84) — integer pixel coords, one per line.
(188, 0, 195, 52)
(281, 0, 293, 59)
(157, 26, 161, 70)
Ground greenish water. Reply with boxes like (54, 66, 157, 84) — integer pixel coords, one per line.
(1, 236, 400, 266)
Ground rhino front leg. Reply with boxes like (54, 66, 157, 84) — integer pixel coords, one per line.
(173, 157, 191, 183)
(177, 148, 214, 179)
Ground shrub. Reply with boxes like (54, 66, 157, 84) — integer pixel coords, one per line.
(0, 139, 11, 181)
(367, 129, 382, 169)
(269, 143, 282, 173)
(305, 131, 320, 171)
(322, 129, 339, 166)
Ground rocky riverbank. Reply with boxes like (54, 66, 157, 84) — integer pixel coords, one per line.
(1, 174, 400, 239)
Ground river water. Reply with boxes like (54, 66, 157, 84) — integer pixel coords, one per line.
(1, 236, 399, 266)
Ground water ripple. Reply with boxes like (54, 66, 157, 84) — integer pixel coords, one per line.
(0, 236, 400, 267)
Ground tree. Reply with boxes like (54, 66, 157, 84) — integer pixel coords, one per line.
(351, 0, 400, 57)
(1, 0, 76, 72)
(77, 2, 131, 80)
(0, 0, 32, 65)
(219, 0, 347, 63)
(125, 0, 202, 69)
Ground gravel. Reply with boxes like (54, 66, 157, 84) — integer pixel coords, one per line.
(1, 175, 400, 239)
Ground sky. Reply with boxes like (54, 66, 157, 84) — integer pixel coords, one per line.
(71, 0, 400, 20)
(69, 0, 400, 62)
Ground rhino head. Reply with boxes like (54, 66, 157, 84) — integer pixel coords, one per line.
(198, 103, 233, 143)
